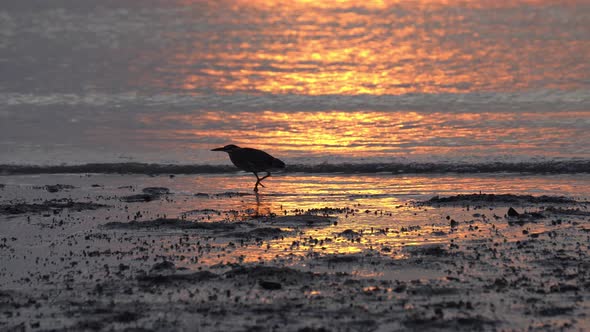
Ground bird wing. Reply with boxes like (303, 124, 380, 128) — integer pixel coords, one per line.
(228, 148, 286, 172)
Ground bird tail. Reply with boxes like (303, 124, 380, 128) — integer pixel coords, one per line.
(272, 158, 286, 169)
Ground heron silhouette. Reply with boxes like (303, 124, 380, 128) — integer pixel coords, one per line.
(211, 144, 286, 192)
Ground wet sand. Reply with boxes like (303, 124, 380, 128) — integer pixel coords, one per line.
(1, 173, 589, 331)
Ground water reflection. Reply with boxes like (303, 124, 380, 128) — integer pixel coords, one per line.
(3, 0, 587, 96)
(133, 0, 590, 94)
(238, 193, 272, 219)
(163, 172, 590, 266)
(136, 110, 590, 162)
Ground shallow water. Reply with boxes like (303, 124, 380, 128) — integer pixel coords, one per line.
(2, 172, 589, 268)
(0, 0, 589, 165)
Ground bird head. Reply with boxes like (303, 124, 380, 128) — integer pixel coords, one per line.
(211, 144, 241, 153)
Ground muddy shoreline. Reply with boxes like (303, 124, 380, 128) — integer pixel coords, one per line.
(1, 175, 589, 331)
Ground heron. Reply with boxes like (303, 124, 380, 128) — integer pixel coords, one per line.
(211, 144, 286, 192)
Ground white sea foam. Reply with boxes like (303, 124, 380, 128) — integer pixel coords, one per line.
(2, 91, 589, 112)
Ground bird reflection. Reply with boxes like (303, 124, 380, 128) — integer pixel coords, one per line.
(237, 192, 272, 219)
(254, 192, 261, 216)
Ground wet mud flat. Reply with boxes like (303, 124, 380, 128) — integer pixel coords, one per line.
(0, 175, 589, 331)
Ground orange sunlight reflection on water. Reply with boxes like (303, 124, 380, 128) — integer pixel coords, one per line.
(136, 111, 587, 161)
(154, 173, 590, 266)
(141, 0, 590, 95)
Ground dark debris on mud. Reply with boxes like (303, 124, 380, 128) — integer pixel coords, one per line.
(120, 187, 171, 202)
(543, 206, 590, 216)
(505, 207, 546, 225)
(321, 253, 365, 264)
(33, 184, 76, 193)
(137, 271, 219, 286)
(422, 194, 579, 205)
(103, 218, 246, 231)
(337, 229, 362, 239)
(224, 265, 316, 286)
(0, 199, 107, 215)
(404, 245, 450, 257)
(403, 315, 498, 331)
(228, 227, 288, 240)
(2, 176, 589, 331)
(265, 215, 335, 227)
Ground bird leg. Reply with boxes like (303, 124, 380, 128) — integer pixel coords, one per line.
(253, 181, 260, 192)
(253, 172, 264, 192)
(258, 171, 271, 182)
(253, 172, 271, 192)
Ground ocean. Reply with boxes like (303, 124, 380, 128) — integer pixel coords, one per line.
(0, 0, 589, 170)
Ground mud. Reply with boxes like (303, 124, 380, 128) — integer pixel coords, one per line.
(120, 186, 171, 202)
(228, 227, 288, 240)
(103, 218, 244, 231)
(0, 198, 107, 215)
(0, 175, 589, 331)
(422, 193, 579, 205)
(33, 184, 76, 193)
(266, 215, 335, 227)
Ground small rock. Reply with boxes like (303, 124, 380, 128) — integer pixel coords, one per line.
(151, 261, 176, 272)
(259, 280, 282, 290)
(120, 194, 157, 203)
(43, 184, 75, 193)
(507, 207, 520, 217)
(121, 187, 170, 202)
(338, 229, 361, 239)
(493, 278, 509, 290)
(142, 187, 170, 195)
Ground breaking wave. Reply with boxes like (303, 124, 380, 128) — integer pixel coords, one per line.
(1, 160, 589, 175)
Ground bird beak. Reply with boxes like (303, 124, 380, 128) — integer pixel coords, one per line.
(211, 147, 225, 151)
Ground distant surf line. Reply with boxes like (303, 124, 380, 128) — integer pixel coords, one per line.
(1, 160, 589, 175)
